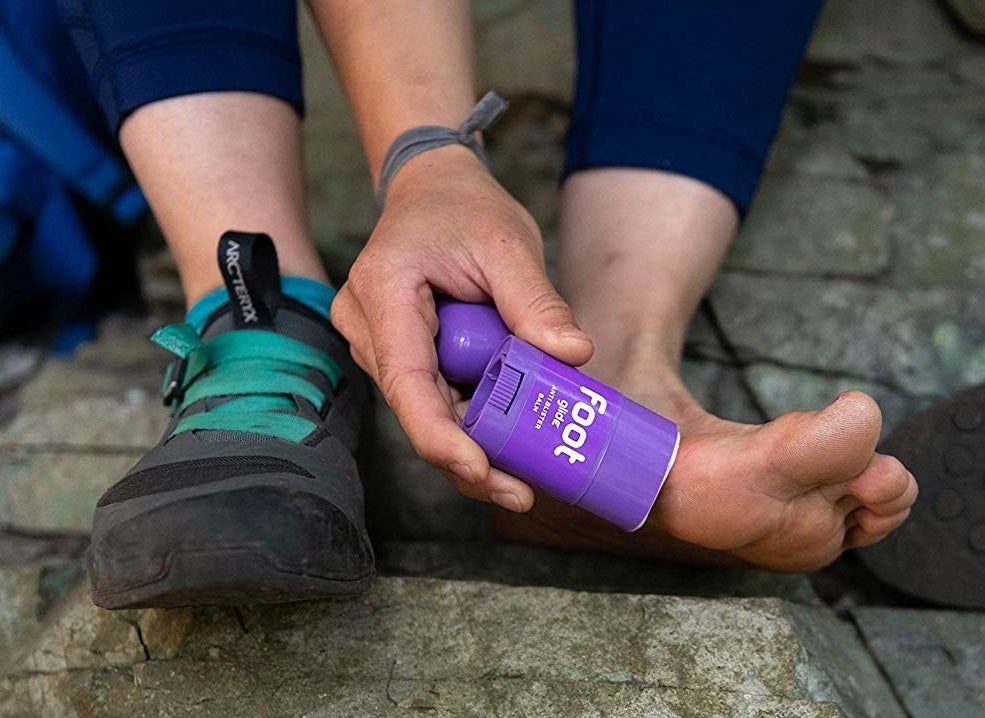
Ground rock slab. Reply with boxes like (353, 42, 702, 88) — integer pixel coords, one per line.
(0, 578, 905, 718)
(854, 607, 985, 718)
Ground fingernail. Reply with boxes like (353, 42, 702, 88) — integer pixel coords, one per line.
(491, 492, 522, 512)
(556, 325, 592, 343)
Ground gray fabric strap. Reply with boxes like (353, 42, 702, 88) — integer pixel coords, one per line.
(376, 91, 509, 206)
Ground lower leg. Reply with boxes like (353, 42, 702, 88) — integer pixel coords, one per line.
(120, 92, 329, 307)
(557, 169, 736, 418)
(494, 169, 917, 572)
(494, 170, 741, 564)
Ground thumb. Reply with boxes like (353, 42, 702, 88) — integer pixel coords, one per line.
(488, 260, 594, 367)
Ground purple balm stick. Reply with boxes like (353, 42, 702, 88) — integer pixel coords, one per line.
(434, 300, 680, 531)
(461, 336, 680, 532)
(435, 298, 510, 385)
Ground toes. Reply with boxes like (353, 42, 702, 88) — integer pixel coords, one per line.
(841, 456, 916, 550)
(835, 494, 862, 516)
(771, 390, 883, 487)
(855, 505, 911, 535)
(846, 455, 917, 516)
(844, 507, 912, 548)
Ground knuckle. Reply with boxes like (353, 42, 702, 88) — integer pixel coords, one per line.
(378, 365, 434, 409)
(442, 470, 480, 497)
(329, 291, 355, 331)
(515, 288, 573, 329)
(347, 252, 395, 297)
(345, 262, 373, 297)
(417, 443, 448, 470)
(507, 201, 541, 239)
(491, 219, 541, 257)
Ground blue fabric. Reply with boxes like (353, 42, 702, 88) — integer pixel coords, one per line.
(0, 0, 144, 348)
(61, 0, 819, 216)
(187, 276, 336, 334)
(564, 0, 824, 214)
(0, 1, 145, 225)
(56, 0, 304, 133)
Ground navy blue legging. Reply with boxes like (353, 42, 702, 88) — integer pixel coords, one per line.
(56, 0, 822, 213)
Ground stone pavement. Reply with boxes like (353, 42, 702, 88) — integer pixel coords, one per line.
(0, 578, 898, 718)
(2, 0, 985, 715)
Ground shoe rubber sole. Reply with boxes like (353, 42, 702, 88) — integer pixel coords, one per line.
(88, 474, 374, 609)
(857, 383, 985, 609)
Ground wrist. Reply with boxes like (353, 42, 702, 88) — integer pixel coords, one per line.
(384, 143, 489, 201)
(374, 92, 508, 205)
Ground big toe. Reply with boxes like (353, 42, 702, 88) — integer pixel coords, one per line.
(770, 390, 883, 488)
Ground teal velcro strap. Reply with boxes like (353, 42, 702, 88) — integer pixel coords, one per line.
(174, 401, 317, 443)
(181, 372, 326, 410)
(151, 323, 201, 357)
(153, 324, 210, 405)
(208, 331, 343, 389)
(149, 323, 343, 443)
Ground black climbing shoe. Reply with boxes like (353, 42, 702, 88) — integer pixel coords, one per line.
(87, 232, 374, 608)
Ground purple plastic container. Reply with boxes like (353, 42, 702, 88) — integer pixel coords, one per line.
(435, 297, 510, 384)
(436, 301, 680, 532)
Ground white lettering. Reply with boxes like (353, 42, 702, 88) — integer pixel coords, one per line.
(562, 423, 586, 449)
(554, 445, 586, 464)
(552, 386, 609, 464)
(572, 401, 595, 426)
(225, 240, 259, 323)
(579, 386, 608, 414)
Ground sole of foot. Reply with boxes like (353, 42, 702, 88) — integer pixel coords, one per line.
(494, 390, 917, 573)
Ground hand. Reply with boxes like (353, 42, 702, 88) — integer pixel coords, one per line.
(331, 145, 594, 512)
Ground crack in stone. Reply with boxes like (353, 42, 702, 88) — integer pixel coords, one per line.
(842, 611, 915, 718)
(739, 357, 929, 400)
(933, 1, 985, 45)
(5, 661, 836, 704)
(384, 659, 399, 708)
(699, 299, 770, 422)
(723, 265, 893, 285)
(694, 298, 932, 402)
(134, 623, 151, 662)
(232, 607, 251, 635)
(940, 643, 962, 668)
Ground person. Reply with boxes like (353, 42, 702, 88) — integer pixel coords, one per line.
(57, 0, 917, 608)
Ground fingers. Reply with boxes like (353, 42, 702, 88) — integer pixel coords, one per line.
(483, 235, 594, 367)
(332, 296, 376, 374)
(444, 467, 536, 512)
(332, 272, 534, 512)
(338, 275, 487, 476)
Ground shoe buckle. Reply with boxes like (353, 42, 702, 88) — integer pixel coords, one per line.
(160, 358, 188, 406)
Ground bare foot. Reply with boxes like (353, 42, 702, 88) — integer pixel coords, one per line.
(494, 372, 918, 573)
(505, 168, 919, 572)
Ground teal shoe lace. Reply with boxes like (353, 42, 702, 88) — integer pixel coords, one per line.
(153, 323, 343, 443)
